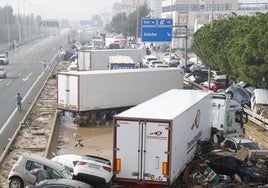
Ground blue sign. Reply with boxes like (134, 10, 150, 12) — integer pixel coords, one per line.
(141, 18, 173, 42)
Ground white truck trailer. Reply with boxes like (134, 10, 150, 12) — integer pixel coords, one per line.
(112, 89, 245, 187)
(57, 68, 184, 123)
(113, 89, 213, 187)
(108, 55, 135, 70)
(77, 49, 146, 71)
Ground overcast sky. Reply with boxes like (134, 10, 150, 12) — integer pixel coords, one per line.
(4, 0, 114, 21)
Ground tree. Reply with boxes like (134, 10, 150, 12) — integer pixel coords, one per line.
(108, 3, 150, 38)
(92, 14, 103, 27)
(192, 13, 268, 88)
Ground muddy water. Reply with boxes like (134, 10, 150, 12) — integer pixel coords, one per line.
(55, 114, 113, 161)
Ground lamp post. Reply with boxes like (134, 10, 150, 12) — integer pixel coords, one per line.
(6, 0, 10, 49)
(208, 0, 214, 90)
(136, 1, 139, 40)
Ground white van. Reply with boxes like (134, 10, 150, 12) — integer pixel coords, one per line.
(250, 89, 268, 115)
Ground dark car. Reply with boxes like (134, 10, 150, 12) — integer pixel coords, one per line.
(225, 85, 252, 107)
(26, 179, 93, 188)
(185, 70, 208, 84)
(205, 152, 268, 183)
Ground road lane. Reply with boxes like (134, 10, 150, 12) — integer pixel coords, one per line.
(0, 31, 68, 153)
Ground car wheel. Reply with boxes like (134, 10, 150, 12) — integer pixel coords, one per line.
(226, 91, 233, 99)
(242, 175, 251, 183)
(9, 177, 23, 188)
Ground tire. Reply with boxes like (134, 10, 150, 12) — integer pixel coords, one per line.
(9, 177, 23, 188)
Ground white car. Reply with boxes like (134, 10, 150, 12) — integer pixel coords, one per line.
(220, 137, 260, 152)
(141, 55, 157, 68)
(0, 67, 7, 78)
(51, 154, 82, 173)
(8, 153, 72, 188)
(73, 155, 112, 187)
(210, 70, 226, 81)
(148, 60, 165, 68)
(0, 54, 9, 64)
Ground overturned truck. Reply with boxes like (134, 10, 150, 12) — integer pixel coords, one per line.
(57, 68, 184, 125)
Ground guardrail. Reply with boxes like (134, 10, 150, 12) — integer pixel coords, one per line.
(243, 107, 268, 130)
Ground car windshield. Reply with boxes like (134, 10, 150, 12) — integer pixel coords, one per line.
(214, 71, 224, 76)
(60, 168, 73, 179)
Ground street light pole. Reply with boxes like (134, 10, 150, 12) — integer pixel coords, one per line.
(136, 2, 139, 39)
(208, 0, 214, 90)
(6, 0, 10, 49)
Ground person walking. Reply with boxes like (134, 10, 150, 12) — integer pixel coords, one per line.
(15, 93, 23, 112)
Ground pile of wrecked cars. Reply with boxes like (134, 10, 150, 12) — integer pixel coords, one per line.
(184, 141, 268, 187)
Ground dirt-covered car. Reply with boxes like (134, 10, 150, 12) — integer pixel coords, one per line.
(8, 153, 72, 188)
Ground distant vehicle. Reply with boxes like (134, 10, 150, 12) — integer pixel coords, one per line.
(60, 49, 75, 60)
(68, 63, 78, 72)
(250, 89, 268, 115)
(8, 153, 72, 188)
(51, 154, 82, 173)
(141, 55, 158, 68)
(189, 64, 203, 72)
(236, 81, 256, 95)
(184, 70, 208, 84)
(162, 54, 182, 68)
(0, 67, 7, 78)
(204, 151, 267, 183)
(73, 155, 113, 187)
(163, 53, 179, 63)
(148, 60, 165, 68)
(220, 136, 260, 152)
(200, 80, 219, 92)
(0, 54, 9, 64)
(210, 70, 226, 81)
(26, 179, 93, 188)
(188, 57, 202, 65)
(153, 63, 169, 68)
(167, 59, 182, 67)
(225, 84, 251, 107)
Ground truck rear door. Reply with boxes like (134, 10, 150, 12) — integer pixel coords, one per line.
(114, 119, 170, 184)
(57, 74, 79, 110)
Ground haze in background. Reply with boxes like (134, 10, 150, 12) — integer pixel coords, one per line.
(4, 0, 114, 21)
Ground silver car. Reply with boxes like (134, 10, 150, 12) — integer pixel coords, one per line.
(0, 54, 9, 64)
(0, 67, 7, 78)
(8, 153, 73, 188)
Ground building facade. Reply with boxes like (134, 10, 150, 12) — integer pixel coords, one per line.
(161, 0, 268, 49)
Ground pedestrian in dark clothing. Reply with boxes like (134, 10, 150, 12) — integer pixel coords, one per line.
(15, 93, 23, 112)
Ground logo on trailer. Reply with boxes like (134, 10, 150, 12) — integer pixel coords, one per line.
(150, 131, 162, 136)
(191, 109, 201, 130)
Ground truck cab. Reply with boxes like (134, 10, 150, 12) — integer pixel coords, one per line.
(211, 93, 244, 141)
